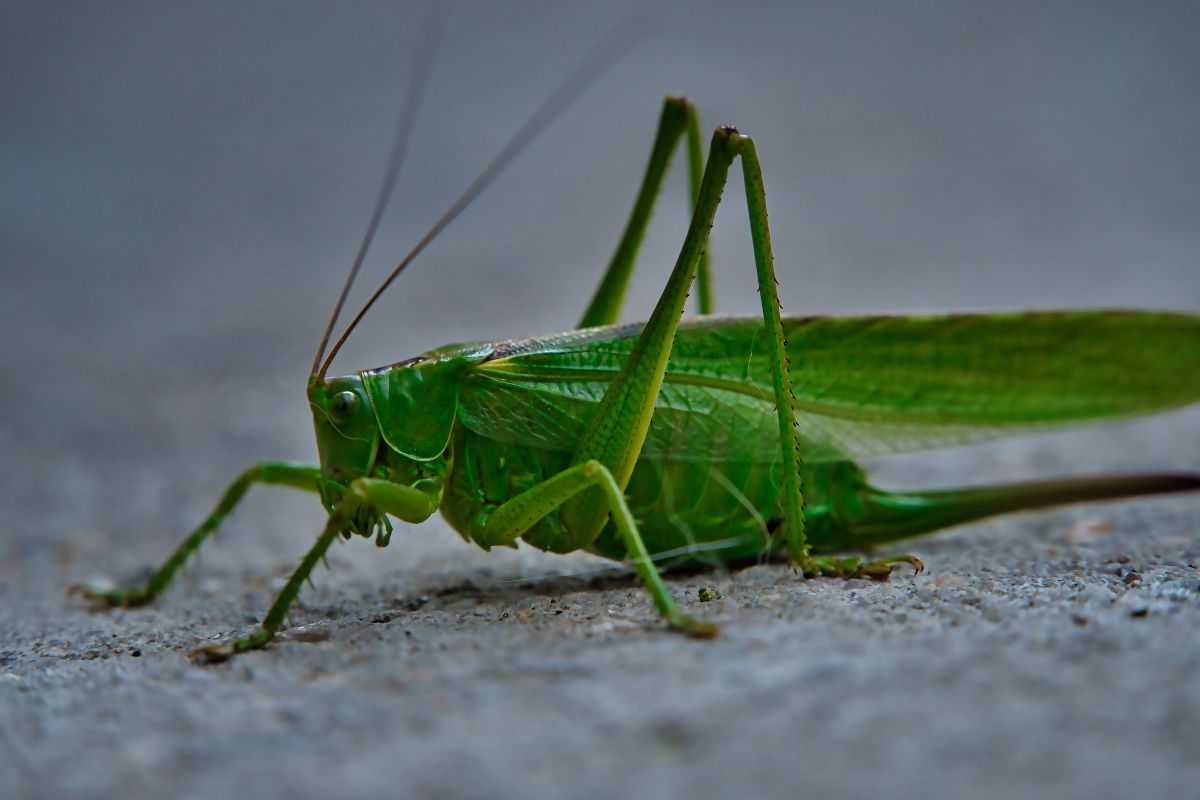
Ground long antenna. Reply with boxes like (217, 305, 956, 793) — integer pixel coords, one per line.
(310, 6, 446, 378)
(317, 17, 650, 379)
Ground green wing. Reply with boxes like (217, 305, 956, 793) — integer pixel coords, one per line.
(458, 311, 1200, 463)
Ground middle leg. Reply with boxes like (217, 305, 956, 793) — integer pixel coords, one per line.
(468, 459, 716, 637)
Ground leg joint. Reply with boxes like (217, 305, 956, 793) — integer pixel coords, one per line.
(708, 126, 749, 160)
(663, 95, 695, 116)
(580, 459, 607, 481)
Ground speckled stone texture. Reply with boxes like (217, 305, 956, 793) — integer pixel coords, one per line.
(4, 4, 1200, 799)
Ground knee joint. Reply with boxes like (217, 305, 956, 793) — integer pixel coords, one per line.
(581, 460, 606, 481)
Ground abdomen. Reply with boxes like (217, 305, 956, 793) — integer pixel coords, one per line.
(442, 427, 865, 563)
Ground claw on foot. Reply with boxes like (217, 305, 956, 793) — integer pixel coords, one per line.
(189, 628, 274, 664)
(189, 643, 236, 665)
(670, 613, 719, 639)
(801, 554, 924, 581)
(862, 555, 924, 581)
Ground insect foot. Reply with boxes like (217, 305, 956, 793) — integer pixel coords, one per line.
(67, 582, 154, 609)
(189, 627, 275, 665)
(189, 643, 237, 665)
(802, 554, 924, 581)
(668, 611, 720, 639)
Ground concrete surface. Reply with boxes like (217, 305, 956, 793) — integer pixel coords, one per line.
(9, 400, 1200, 800)
(4, 3, 1200, 799)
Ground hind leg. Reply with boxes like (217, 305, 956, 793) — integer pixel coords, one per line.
(578, 97, 712, 327)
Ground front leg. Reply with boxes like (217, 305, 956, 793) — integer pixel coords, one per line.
(191, 515, 342, 664)
(191, 476, 438, 663)
(69, 461, 322, 608)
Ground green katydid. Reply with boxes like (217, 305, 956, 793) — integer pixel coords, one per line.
(71, 32, 1200, 663)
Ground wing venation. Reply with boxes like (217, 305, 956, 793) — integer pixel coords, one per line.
(458, 311, 1200, 462)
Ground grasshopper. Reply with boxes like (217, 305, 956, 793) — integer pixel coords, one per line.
(72, 29, 1200, 663)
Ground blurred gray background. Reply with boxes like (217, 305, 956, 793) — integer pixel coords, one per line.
(3, 2, 1200, 799)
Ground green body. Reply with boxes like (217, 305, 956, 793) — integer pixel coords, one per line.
(314, 311, 1200, 566)
(75, 95, 1200, 662)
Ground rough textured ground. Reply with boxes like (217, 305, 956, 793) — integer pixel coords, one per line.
(5, 3, 1200, 799)
(5, 365, 1200, 800)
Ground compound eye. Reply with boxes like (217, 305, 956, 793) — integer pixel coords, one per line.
(329, 390, 360, 423)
